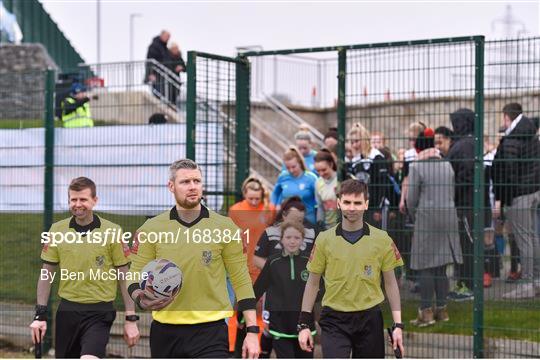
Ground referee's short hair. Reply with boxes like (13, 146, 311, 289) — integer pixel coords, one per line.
(169, 159, 202, 180)
(69, 177, 96, 197)
(338, 179, 369, 200)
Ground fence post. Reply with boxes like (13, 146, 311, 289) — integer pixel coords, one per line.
(186, 51, 197, 161)
(43, 68, 56, 353)
(337, 48, 347, 181)
(472, 35, 485, 359)
(235, 56, 251, 202)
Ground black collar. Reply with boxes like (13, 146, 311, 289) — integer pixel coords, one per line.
(335, 221, 370, 238)
(169, 205, 210, 227)
(69, 214, 101, 234)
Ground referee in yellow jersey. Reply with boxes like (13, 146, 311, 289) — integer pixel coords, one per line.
(127, 159, 260, 358)
(298, 179, 405, 358)
(29, 177, 140, 358)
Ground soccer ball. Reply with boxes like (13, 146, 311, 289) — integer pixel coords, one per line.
(140, 259, 183, 300)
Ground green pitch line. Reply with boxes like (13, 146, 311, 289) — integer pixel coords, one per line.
(0, 119, 109, 129)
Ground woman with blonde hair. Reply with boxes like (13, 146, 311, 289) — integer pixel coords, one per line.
(272, 146, 318, 224)
(344, 122, 392, 228)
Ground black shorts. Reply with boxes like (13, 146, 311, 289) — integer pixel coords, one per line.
(273, 338, 313, 359)
(150, 319, 229, 358)
(319, 305, 384, 358)
(55, 299, 116, 358)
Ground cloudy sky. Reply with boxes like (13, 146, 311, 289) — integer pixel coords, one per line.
(39, 0, 540, 64)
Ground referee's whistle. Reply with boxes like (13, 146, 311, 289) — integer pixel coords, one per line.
(34, 339, 42, 359)
(386, 328, 402, 358)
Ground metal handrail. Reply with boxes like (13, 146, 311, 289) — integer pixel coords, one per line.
(263, 93, 325, 146)
(251, 112, 290, 149)
(197, 98, 281, 174)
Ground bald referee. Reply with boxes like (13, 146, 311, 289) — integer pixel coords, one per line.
(298, 179, 405, 358)
(29, 177, 140, 358)
(128, 159, 260, 358)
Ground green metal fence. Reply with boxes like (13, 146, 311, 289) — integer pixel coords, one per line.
(2, 0, 85, 70)
(186, 51, 250, 209)
(1, 36, 539, 358)
(243, 36, 540, 358)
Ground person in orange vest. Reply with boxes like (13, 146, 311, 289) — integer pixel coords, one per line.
(229, 176, 276, 355)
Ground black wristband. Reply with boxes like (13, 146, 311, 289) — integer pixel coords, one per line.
(125, 315, 140, 322)
(127, 283, 141, 298)
(34, 305, 48, 321)
(298, 311, 315, 330)
(237, 298, 256, 312)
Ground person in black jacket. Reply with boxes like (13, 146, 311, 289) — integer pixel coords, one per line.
(250, 221, 317, 358)
(445, 108, 476, 301)
(145, 30, 171, 95)
(493, 103, 540, 299)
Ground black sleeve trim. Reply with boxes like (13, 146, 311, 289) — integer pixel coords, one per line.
(237, 298, 257, 312)
(42, 260, 59, 265)
(114, 262, 129, 268)
(128, 283, 141, 298)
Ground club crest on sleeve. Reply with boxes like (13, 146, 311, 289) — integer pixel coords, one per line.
(122, 242, 131, 257)
(131, 231, 140, 255)
(201, 250, 212, 266)
(309, 244, 316, 262)
(391, 242, 402, 260)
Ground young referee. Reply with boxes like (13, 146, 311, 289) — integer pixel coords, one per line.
(127, 159, 260, 358)
(29, 177, 140, 358)
(298, 179, 405, 358)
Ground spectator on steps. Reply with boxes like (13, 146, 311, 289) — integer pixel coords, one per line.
(145, 30, 171, 95)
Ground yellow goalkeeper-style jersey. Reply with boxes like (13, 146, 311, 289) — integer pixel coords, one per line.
(41, 215, 129, 303)
(128, 205, 254, 324)
(307, 222, 404, 312)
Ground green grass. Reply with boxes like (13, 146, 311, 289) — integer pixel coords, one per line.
(1, 213, 538, 343)
(0, 213, 145, 308)
(382, 300, 540, 343)
(0, 119, 109, 129)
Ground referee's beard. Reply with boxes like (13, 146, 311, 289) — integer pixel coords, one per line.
(176, 195, 202, 210)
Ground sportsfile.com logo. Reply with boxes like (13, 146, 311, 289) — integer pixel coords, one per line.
(40, 228, 250, 246)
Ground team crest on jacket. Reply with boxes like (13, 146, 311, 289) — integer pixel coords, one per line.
(364, 265, 372, 277)
(201, 250, 212, 266)
(95, 255, 105, 268)
(301, 270, 309, 281)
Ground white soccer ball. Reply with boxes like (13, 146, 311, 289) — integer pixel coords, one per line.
(140, 259, 183, 300)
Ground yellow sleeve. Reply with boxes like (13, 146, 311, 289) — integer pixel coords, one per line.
(109, 228, 129, 267)
(222, 221, 254, 301)
(381, 236, 404, 272)
(306, 236, 326, 274)
(127, 228, 156, 288)
(41, 225, 59, 264)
